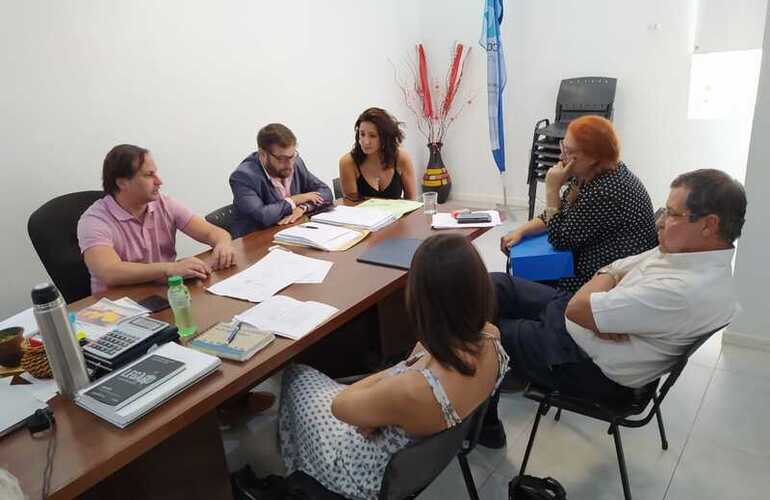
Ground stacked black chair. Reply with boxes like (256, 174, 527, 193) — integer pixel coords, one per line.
(515, 325, 725, 500)
(526, 77, 617, 219)
(205, 204, 236, 237)
(28, 191, 105, 303)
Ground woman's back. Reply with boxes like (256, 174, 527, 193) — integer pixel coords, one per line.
(388, 331, 506, 437)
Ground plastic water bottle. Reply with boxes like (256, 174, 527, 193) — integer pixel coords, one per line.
(31, 283, 90, 399)
(167, 275, 197, 337)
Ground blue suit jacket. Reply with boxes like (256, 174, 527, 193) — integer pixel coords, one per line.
(229, 152, 333, 238)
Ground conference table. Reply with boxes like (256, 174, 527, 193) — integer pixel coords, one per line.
(0, 202, 494, 499)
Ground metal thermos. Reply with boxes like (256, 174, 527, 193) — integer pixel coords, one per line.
(31, 283, 90, 399)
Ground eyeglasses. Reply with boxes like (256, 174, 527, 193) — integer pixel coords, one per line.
(265, 149, 298, 164)
(559, 140, 578, 157)
(656, 207, 703, 223)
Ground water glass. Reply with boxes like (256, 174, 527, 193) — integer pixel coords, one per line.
(422, 192, 438, 214)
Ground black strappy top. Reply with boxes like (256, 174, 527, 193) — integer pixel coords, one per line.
(356, 164, 404, 199)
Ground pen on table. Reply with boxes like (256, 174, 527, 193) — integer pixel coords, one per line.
(304, 225, 319, 229)
(226, 321, 242, 344)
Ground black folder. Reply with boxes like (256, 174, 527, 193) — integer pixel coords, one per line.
(356, 238, 423, 270)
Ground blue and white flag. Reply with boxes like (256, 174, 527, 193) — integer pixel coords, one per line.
(481, 0, 506, 173)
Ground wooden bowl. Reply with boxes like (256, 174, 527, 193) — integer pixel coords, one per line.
(0, 327, 24, 367)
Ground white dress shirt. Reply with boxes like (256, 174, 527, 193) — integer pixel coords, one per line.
(566, 247, 738, 388)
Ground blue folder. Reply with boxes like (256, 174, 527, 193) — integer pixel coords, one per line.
(506, 234, 574, 281)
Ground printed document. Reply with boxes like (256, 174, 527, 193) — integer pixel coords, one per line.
(207, 249, 332, 301)
(234, 295, 338, 340)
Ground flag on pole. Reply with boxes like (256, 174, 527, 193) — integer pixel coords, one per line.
(481, 0, 506, 173)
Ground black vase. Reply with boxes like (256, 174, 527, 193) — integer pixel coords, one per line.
(421, 142, 452, 203)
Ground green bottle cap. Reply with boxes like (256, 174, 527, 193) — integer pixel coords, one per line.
(167, 275, 183, 287)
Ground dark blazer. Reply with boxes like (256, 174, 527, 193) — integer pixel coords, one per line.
(229, 153, 333, 238)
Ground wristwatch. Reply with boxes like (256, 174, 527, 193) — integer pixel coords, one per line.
(542, 206, 560, 224)
(596, 268, 621, 287)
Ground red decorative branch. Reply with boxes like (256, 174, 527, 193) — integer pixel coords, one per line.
(394, 42, 475, 144)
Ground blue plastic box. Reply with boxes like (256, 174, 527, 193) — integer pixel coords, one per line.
(506, 234, 574, 281)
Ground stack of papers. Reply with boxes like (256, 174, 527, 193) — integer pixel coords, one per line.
(431, 210, 502, 229)
(74, 342, 221, 428)
(274, 222, 365, 251)
(207, 249, 333, 302)
(235, 295, 338, 340)
(311, 205, 396, 231)
(75, 298, 150, 340)
(357, 198, 423, 219)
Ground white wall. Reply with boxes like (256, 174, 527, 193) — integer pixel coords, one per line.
(727, 3, 770, 348)
(414, 0, 763, 211)
(0, 0, 421, 317)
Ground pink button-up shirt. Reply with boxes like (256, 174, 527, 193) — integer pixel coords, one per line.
(77, 194, 194, 293)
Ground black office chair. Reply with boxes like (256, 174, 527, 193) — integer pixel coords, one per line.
(205, 204, 235, 236)
(332, 177, 343, 200)
(526, 77, 617, 219)
(378, 399, 489, 500)
(27, 190, 105, 304)
(515, 325, 726, 500)
(287, 400, 490, 500)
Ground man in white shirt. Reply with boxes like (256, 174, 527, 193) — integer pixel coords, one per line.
(479, 169, 746, 449)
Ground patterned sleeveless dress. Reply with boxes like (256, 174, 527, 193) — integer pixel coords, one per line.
(278, 334, 509, 499)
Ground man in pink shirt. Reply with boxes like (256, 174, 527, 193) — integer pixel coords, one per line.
(78, 144, 236, 293)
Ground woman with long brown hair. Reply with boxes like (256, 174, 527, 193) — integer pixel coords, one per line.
(339, 107, 417, 201)
(278, 234, 508, 499)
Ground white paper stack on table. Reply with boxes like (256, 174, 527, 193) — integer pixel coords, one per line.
(431, 210, 502, 229)
(207, 248, 333, 302)
(235, 295, 339, 340)
(274, 222, 364, 251)
(311, 205, 396, 232)
(74, 342, 221, 428)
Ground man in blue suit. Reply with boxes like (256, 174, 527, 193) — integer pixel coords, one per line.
(229, 123, 333, 237)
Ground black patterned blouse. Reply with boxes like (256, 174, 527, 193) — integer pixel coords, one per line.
(538, 162, 658, 293)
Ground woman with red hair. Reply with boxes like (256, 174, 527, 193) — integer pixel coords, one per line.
(500, 115, 657, 293)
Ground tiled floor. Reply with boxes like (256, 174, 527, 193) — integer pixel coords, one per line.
(222, 210, 770, 499)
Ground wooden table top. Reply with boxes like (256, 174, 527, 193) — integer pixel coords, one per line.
(0, 204, 493, 499)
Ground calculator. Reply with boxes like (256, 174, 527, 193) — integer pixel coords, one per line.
(83, 317, 178, 371)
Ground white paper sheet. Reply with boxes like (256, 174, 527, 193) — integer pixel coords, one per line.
(0, 307, 38, 337)
(19, 372, 59, 402)
(207, 249, 332, 302)
(431, 210, 502, 229)
(234, 295, 338, 340)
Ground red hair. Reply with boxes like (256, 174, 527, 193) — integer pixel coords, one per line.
(567, 115, 620, 165)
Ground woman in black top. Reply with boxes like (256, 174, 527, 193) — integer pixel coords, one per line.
(339, 107, 417, 201)
(501, 115, 658, 292)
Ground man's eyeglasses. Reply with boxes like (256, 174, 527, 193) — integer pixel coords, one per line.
(656, 207, 703, 223)
(266, 150, 299, 164)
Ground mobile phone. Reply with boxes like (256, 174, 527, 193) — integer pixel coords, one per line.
(456, 212, 492, 224)
(137, 294, 170, 313)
